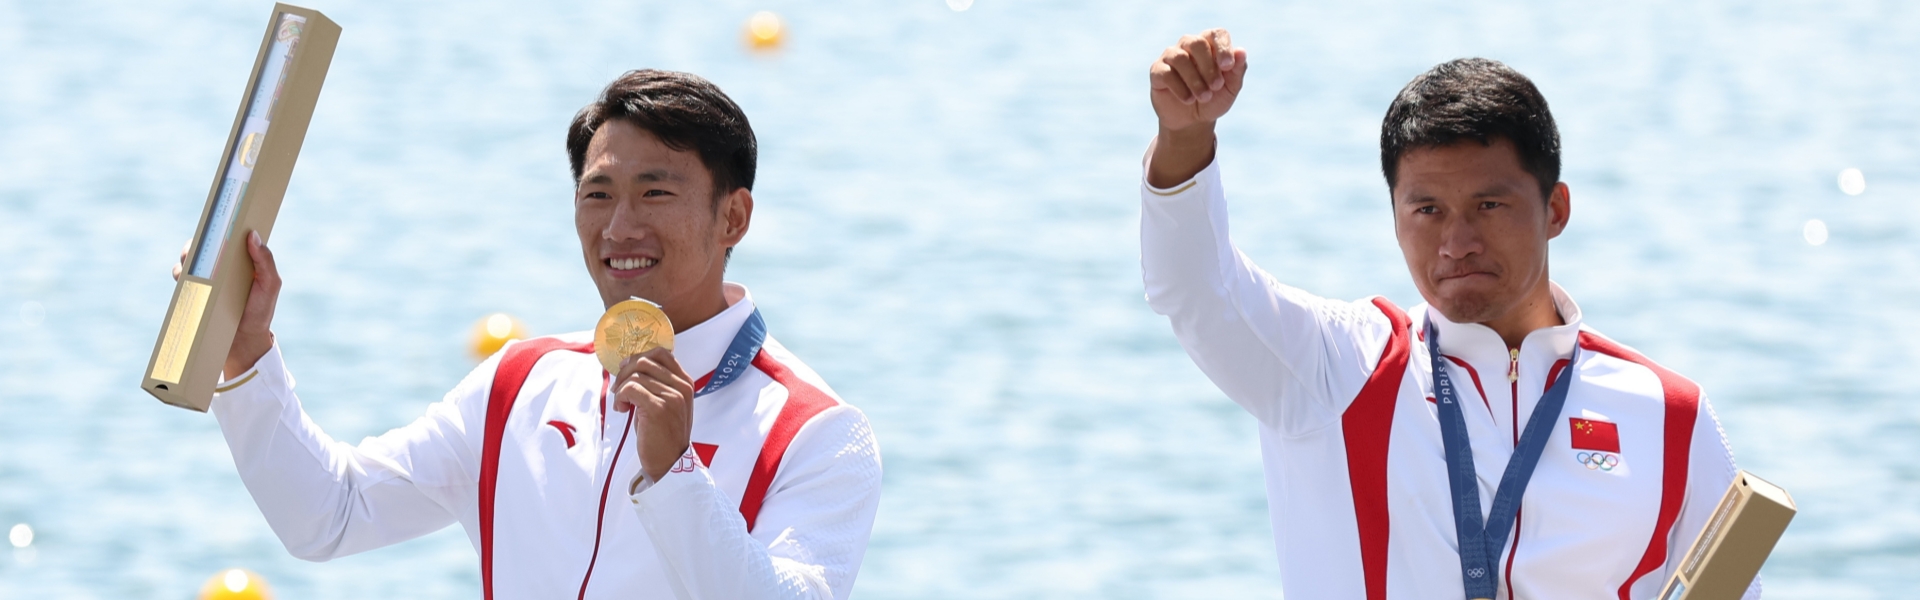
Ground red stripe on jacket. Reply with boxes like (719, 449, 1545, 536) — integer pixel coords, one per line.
(739, 350, 841, 533)
(1441, 355, 1492, 415)
(1345, 298, 1411, 600)
(480, 339, 594, 600)
(1577, 332, 1700, 599)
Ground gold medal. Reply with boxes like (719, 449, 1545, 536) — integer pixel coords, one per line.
(594, 298, 675, 373)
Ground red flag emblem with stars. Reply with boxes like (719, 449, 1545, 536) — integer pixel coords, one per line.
(1569, 418, 1620, 453)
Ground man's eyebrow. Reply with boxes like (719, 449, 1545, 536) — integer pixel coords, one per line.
(1472, 180, 1528, 198)
(580, 172, 613, 186)
(635, 169, 683, 183)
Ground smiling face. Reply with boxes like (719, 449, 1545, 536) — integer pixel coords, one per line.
(575, 119, 751, 328)
(1393, 136, 1570, 326)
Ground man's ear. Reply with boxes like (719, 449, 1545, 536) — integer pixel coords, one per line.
(719, 187, 753, 248)
(1546, 182, 1571, 239)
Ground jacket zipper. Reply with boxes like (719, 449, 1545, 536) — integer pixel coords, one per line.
(1505, 346, 1522, 600)
(1507, 348, 1520, 383)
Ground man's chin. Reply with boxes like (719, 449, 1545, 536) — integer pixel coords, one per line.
(1426, 293, 1504, 325)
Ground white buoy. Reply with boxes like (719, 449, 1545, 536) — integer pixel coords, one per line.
(8, 523, 30, 548)
(1803, 219, 1829, 246)
(1838, 168, 1865, 196)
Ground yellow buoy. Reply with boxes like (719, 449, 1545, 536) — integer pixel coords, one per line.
(471, 313, 527, 359)
(744, 11, 784, 51)
(199, 568, 272, 600)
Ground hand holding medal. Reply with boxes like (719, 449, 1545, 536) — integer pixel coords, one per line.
(598, 298, 696, 485)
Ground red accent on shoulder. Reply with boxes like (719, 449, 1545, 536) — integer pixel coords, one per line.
(546, 420, 579, 448)
(1345, 298, 1411, 600)
(1579, 332, 1700, 600)
(1442, 355, 1493, 415)
(479, 338, 592, 600)
(692, 442, 719, 467)
(739, 350, 840, 533)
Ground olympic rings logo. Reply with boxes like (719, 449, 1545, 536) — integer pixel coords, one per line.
(1577, 451, 1620, 472)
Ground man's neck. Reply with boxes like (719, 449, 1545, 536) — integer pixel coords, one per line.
(1479, 286, 1564, 351)
(663, 288, 730, 334)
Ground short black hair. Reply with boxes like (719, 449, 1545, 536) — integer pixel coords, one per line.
(567, 69, 757, 199)
(1380, 58, 1560, 200)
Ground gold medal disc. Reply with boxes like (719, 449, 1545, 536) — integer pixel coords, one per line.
(594, 298, 675, 373)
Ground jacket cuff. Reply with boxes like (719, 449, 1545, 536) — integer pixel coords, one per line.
(1142, 155, 1221, 199)
(629, 446, 708, 500)
(210, 343, 294, 407)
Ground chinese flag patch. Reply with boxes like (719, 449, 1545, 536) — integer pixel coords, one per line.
(1569, 418, 1620, 453)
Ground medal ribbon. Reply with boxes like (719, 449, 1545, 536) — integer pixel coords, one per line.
(695, 309, 767, 396)
(1427, 319, 1579, 600)
(602, 309, 766, 459)
(602, 309, 767, 412)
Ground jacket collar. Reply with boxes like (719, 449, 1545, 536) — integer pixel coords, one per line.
(669, 282, 756, 380)
(1420, 281, 1584, 371)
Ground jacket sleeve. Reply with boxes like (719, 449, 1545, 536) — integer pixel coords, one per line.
(1658, 395, 1761, 599)
(1140, 156, 1398, 433)
(628, 405, 882, 600)
(209, 343, 492, 561)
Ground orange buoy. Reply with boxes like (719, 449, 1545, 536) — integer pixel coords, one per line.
(199, 568, 272, 600)
(745, 11, 785, 51)
(471, 313, 527, 359)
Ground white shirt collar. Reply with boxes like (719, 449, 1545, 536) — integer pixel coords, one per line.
(668, 282, 756, 380)
(1421, 281, 1584, 368)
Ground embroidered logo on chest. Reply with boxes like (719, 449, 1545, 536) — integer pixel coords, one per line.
(546, 420, 579, 449)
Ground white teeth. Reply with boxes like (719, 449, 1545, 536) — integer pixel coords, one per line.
(609, 257, 656, 270)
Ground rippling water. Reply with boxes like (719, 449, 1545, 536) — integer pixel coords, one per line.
(2, 1, 1916, 598)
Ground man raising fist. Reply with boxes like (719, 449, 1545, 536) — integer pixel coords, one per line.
(1138, 30, 1754, 599)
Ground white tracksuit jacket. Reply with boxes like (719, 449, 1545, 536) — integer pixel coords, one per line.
(209, 284, 882, 600)
(1140, 159, 1758, 599)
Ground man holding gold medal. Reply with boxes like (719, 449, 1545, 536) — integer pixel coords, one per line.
(1139, 30, 1755, 599)
(182, 70, 882, 599)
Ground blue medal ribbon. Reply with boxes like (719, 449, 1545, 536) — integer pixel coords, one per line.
(694, 309, 767, 397)
(1427, 319, 1579, 600)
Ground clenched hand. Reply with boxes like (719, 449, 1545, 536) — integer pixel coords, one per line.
(1146, 28, 1248, 188)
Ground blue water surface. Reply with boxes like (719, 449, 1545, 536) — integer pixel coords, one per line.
(1, 0, 1916, 598)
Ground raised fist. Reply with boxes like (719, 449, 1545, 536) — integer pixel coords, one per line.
(1148, 28, 1248, 133)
